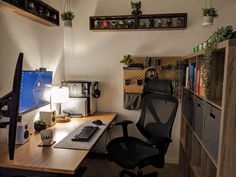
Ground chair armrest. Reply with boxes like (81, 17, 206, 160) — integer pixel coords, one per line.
(113, 120, 133, 137)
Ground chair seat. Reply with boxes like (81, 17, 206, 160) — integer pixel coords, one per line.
(107, 137, 159, 169)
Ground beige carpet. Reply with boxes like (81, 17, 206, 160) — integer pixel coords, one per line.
(82, 158, 181, 177)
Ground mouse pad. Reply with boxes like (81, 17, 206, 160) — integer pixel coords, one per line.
(54, 120, 108, 150)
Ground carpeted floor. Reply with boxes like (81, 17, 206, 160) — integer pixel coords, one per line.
(82, 158, 181, 177)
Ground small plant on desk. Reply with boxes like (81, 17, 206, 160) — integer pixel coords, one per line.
(34, 119, 47, 132)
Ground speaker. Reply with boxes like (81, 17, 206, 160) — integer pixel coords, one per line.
(40, 110, 56, 127)
(7, 122, 30, 145)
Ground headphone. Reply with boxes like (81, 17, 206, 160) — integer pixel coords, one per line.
(144, 68, 158, 83)
(92, 82, 101, 98)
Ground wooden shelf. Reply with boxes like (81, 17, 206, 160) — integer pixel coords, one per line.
(90, 13, 187, 31)
(0, 0, 59, 26)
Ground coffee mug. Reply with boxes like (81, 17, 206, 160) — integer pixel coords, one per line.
(40, 129, 53, 146)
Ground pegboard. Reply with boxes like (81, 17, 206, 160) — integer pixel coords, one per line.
(123, 56, 183, 97)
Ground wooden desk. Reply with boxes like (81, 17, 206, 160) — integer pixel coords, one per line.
(0, 112, 117, 176)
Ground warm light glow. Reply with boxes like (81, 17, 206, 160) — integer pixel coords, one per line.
(51, 86, 69, 103)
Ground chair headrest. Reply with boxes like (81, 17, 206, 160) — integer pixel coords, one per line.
(143, 79, 173, 95)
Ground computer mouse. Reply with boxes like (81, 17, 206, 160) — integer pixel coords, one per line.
(92, 119, 103, 125)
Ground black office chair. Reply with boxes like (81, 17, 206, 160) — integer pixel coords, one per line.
(107, 80, 178, 177)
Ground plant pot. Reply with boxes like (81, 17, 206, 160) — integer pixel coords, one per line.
(203, 16, 213, 26)
(34, 124, 47, 132)
(64, 20, 72, 27)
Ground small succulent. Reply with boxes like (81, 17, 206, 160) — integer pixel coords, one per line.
(61, 11, 75, 21)
(202, 8, 218, 17)
(34, 119, 47, 125)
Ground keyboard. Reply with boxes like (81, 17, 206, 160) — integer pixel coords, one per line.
(71, 126, 99, 142)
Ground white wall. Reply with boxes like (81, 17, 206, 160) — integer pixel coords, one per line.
(64, 0, 236, 163)
(0, 0, 64, 140)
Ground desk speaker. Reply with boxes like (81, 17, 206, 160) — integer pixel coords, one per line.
(40, 110, 56, 127)
(7, 122, 30, 145)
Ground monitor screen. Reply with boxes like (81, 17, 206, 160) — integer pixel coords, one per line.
(19, 71, 53, 113)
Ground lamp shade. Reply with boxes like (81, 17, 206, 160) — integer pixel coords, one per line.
(51, 86, 69, 103)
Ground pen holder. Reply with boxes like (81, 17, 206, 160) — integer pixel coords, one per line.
(40, 129, 53, 146)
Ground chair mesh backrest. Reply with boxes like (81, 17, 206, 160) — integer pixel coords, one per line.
(136, 93, 178, 140)
(143, 79, 173, 96)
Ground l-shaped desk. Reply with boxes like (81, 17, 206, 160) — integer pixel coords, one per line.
(0, 112, 117, 177)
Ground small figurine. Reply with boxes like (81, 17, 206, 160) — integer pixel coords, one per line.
(111, 20, 117, 28)
(102, 20, 109, 28)
(45, 10, 50, 18)
(126, 20, 134, 28)
(118, 20, 124, 28)
(28, 1, 35, 9)
(139, 21, 145, 28)
(177, 18, 184, 27)
(131, 1, 142, 15)
(166, 18, 172, 27)
(94, 20, 99, 28)
(157, 19, 163, 27)
(149, 18, 154, 28)
(52, 14, 57, 20)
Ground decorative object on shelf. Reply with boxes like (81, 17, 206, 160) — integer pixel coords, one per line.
(139, 20, 145, 28)
(102, 20, 109, 28)
(28, 0, 35, 10)
(34, 119, 47, 132)
(166, 18, 172, 27)
(131, 1, 142, 15)
(94, 19, 99, 28)
(126, 20, 134, 28)
(202, 26, 233, 97)
(118, 20, 125, 28)
(120, 54, 132, 67)
(177, 17, 184, 27)
(157, 18, 163, 27)
(111, 20, 117, 28)
(61, 0, 75, 27)
(202, 0, 218, 26)
(149, 18, 154, 28)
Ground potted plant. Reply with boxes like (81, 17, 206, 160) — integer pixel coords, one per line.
(120, 54, 132, 67)
(61, 11, 75, 27)
(34, 119, 47, 132)
(202, 8, 218, 26)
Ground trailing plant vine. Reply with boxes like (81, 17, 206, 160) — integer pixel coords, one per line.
(202, 25, 233, 97)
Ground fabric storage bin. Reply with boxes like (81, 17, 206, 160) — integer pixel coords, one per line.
(203, 103, 221, 163)
(193, 96, 204, 140)
(186, 91, 194, 127)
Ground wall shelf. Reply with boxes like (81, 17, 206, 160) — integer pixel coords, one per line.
(0, 0, 59, 27)
(90, 13, 187, 31)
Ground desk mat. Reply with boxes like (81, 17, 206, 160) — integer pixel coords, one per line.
(54, 121, 108, 150)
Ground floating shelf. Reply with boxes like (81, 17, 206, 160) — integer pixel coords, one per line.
(0, 0, 59, 27)
(90, 13, 187, 31)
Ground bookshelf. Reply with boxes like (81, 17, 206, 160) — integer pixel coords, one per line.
(180, 39, 236, 177)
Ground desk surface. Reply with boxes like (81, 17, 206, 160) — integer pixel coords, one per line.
(0, 112, 117, 175)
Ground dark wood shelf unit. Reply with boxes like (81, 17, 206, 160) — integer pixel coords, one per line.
(0, 0, 59, 26)
(90, 13, 187, 31)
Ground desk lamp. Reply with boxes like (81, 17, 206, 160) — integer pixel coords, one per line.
(51, 86, 69, 121)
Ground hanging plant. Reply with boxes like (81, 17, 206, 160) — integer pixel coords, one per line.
(201, 25, 233, 97)
(202, 0, 218, 26)
(61, 0, 75, 27)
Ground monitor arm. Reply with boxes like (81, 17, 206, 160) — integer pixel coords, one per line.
(0, 92, 12, 128)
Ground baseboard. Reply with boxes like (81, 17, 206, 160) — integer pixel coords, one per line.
(165, 157, 179, 164)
